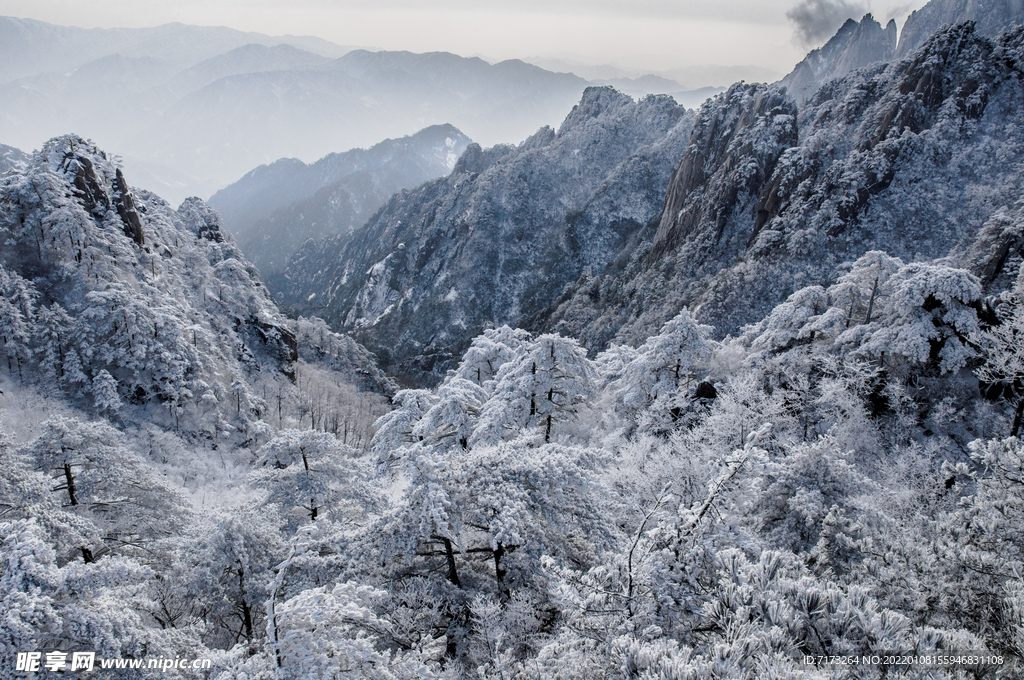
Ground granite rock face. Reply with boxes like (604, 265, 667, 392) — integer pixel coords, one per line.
(781, 14, 897, 104)
(278, 87, 695, 384)
(896, 0, 1024, 58)
(547, 23, 1024, 351)
(274, 23, 1024, 389)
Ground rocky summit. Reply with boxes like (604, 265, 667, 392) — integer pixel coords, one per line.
(277, 87, 695, 384)
(781, 14, 896, 104)
(547, 22, 1024, 351)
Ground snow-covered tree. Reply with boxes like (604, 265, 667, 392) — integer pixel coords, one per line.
(974, 265, 1024, 435)
(22, 416, 185, 562)
(472, 334, 597, 446)
(610, 309, 715, 431)
(249, 429, 378, 531)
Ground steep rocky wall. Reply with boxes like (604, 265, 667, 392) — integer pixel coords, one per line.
(547, 24, 1024, 350)
(279, 87, 695, 384)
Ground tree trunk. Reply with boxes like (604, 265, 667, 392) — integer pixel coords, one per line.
(63, 462, 79, 506)
(442, 537, 461, 588)
(493, 543, 511, 601)
(1012, 397, 1024, 438)
(864, 276, 879, 324)
(238, 564, 253, 641)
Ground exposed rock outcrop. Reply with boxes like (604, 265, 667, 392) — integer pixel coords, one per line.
(651, 83, 798, 262)
(546, 23, 1024, 350)
(781, 14, 897, 104)
(55, 144, 145, 245)
(278, 87, 695, 384)
(113, 168, 144, 246)
(896, 0, 1024, 58)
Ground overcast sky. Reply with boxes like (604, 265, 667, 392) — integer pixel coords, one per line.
(0, 0, 930, 75)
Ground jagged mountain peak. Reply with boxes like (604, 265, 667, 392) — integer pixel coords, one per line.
(781, 12, 896, 104)
(543, 21, 1024, 352)
(276, 89, 696, 385)
(557, 86, 634, 133)
(450, 141, 515, 175)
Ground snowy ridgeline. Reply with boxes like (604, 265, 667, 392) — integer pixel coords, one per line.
(4, 148, 1024, 680)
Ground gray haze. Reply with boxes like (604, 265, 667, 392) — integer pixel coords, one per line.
(787, 0, 871, 45)
(0, 0, 929, 75)
(0, 0, 933, 203)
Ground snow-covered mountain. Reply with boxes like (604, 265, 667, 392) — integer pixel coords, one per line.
(6, 14, 1024, 678)
(272, 21, 1024, 387)
(896, 0, 1024, 57)
(780, 13, 896, 104)
(0, 135, 392, 432)
(0, 142, 26, 175)
(276, 87, 695, 384)
(547, 22, 1024, 350)
(208, 124, 472, 279)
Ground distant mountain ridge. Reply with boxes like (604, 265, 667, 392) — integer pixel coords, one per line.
(0, 15, 349, 83)
(208, 124, 472, 279)
(0, 16, 592, 203)
(132, 50, 588, 200)
(0, 142, 27, 175)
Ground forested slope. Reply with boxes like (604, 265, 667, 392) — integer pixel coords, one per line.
(549, 23, 1024, 351)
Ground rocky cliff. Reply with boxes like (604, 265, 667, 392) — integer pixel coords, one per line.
(278, 87, 695, 384)
(781, 14, 896, 104)
(896, 0, 1024, 57)
(547, 23, 1024, 350)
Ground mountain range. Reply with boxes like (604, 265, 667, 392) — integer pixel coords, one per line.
(274, 88, 695, 383)
(261, 3, 1024, 386)
(0, 17, 591, 204)
(208, 124, 472, 279)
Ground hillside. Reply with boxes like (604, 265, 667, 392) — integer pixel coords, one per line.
(277, 87, 695, 384)
(208, 125, 472, 278)
(543, 22, 1024, 351)
(0, 135, 392, 442)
